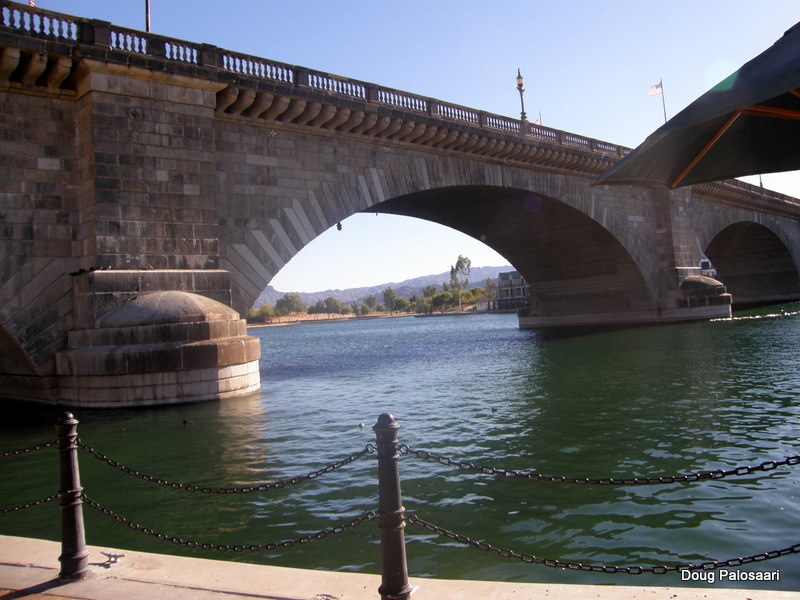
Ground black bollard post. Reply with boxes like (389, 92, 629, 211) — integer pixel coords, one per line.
(373, 413, 412, 600)
(56, 412, 89, 580)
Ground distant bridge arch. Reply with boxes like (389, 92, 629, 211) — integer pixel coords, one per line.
(705, 221, 800, 307)
(370, 184, 658, 323)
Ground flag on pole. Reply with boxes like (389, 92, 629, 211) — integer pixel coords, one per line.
(647, 81, 663, 97)
(648, 78, 668, 123)
(29, 0, 36, 6)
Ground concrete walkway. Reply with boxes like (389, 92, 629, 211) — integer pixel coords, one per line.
(1, 535, 798, 600)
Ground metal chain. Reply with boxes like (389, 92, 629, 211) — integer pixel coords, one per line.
(0, 493, 59, 514)
(400, 445, 800, 486)
(0, 440, 57, 457)
(407, 514, 800, 574)
(82, 494, 377, 552)
(78, 441, 375, 493)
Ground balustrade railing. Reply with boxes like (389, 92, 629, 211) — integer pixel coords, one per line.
(220, 50, 294, 83)
(564, 131, 591, 150)
(307, 71, 367, 98)
(164, 38, 198, 64)
(486, 114, 520, 133)
(0, 2, 78, 42)
(528, 123, 560, 143)
(0, 1, 796, 210)
(376, 88, 428, 112)
(437, 103, 481, 124)
(0, 0, 625, 161)
(109, 27, 147, 54)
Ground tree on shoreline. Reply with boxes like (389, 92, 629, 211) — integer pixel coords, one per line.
(246, 257, 498, 323)
(275, 292, 306, 316)
(247, 304, 276, 323)
(450, 255, 471, 309)
(382, 287, 398, 314)
(308, 296, 350, 316)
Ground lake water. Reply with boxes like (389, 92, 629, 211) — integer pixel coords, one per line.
(3, 305, 800, 590)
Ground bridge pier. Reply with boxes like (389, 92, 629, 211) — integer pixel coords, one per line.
(518, 301, 732, 331)
(54, 270, 260, 408)
(518, 267, 732, 331)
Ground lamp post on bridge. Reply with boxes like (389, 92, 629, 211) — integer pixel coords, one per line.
(516, 69, 528, 133)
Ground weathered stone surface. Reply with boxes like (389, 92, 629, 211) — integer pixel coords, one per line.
(0, 15, 798, 405)
(97, 291, 238, 327)
(55, 291, 260, 407)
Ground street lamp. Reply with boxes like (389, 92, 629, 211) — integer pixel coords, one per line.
(516, 69, 528, 132)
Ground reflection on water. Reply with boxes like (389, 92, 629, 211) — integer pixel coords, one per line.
(2, 303, 800, 590)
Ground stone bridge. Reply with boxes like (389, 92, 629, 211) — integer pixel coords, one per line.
(2, 2, 799, 407)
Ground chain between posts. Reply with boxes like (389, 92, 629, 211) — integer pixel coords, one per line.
(0, 493, 59, 514)
(0, 440, 57, 457)
(399, 445, 800, 485)
(78, 440, 375, 493)
(0, 440, 59, 513)
(82, 494, 377, 552)
(8, 418, 800, 587)
(407, 514, 800, 574)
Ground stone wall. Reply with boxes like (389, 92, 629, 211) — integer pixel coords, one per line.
(0, 13, 798, 402)
(74, 60, 223, 272)
(0, 53, 261, 406)
(0, 86, 79, 400)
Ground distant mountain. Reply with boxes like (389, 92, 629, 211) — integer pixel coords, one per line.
(254, 265, 514, 308)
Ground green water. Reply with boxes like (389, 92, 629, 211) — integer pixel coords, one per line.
(2, 305, 800, 590)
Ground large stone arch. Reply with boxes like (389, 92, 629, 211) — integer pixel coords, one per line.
(372, 185, 657, 324)
(705, 221, 800, 307)
(214, 113, 662, 320)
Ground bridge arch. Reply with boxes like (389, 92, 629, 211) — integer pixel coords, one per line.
(225, 182, 659, 325)
(370, 185, 658, 321)
(704, 221, 800, 307)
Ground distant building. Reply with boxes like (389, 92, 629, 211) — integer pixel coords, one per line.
(492, 270, 530, 311)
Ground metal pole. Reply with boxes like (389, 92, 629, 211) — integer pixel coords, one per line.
(373, 413, 412, 600)
(56, 412, 89, 581)
(516, 68, 528, 133)
(145, 0, 151, 32)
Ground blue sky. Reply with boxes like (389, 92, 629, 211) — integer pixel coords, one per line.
(33, 1, 800, 292)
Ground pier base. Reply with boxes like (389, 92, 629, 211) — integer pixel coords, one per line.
(518, 275, 732, 332)
(54, 270, 260, 408)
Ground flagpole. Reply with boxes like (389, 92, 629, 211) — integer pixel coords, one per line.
(145, 0, 151, 32)
(659, 77, 667, 123)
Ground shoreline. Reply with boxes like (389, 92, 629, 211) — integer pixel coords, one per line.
(247, 308, 484, 328)
(247, 311, 417, 328)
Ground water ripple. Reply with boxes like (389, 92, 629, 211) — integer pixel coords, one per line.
(3, 306, 800, 589)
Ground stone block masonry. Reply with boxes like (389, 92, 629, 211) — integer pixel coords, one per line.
(0, 4, 798, 404)
(56, 290, 260, 408)
(0, 36, 260, 406)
